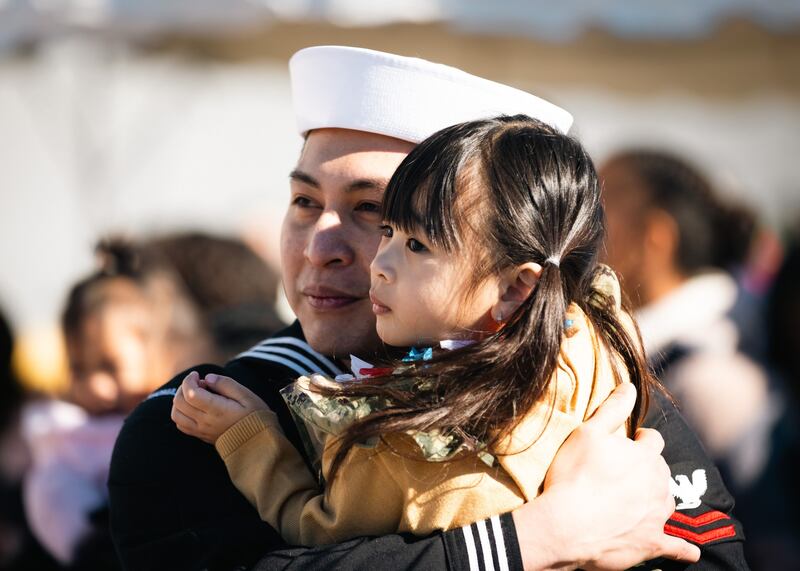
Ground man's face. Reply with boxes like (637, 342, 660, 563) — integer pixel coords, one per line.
(280, 128, 414, 358)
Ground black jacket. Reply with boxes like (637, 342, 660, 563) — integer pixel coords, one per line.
(108, 322, 747, 570)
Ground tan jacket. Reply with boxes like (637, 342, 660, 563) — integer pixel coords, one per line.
(216, 305, 629, 546)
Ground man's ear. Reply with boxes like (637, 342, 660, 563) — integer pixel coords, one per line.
(491, 262, 543, 322)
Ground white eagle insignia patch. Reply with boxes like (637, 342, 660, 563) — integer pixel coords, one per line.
(670, 469, 708, 510)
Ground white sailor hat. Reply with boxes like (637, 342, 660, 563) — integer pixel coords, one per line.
(289, 45, 573, 143)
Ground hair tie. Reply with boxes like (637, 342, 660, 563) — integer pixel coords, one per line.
(544, 255, 561, 268)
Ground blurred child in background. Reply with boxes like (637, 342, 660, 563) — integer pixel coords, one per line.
(22, 238, 209, 568)
(22, 234, 284, 568)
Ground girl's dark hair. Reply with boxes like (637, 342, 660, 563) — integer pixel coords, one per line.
(326, 115, 655, 480)
(609, 150, 756, 273)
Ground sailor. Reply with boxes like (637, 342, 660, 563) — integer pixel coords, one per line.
(109, 46, 744, 570)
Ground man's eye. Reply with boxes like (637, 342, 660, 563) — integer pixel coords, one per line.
(407, 238, 428, 253)
(379, 224, 393, 238)
(356, 202, 381, 214)
(292, 196, 315, 208)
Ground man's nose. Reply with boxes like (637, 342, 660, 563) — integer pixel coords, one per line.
(304, 210, 355, 268)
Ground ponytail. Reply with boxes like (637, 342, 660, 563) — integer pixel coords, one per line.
(579, 265, 653, 436)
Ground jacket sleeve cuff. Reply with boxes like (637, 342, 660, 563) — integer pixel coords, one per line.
(442, 513, 524, 571)
(215, 409, 281, 460)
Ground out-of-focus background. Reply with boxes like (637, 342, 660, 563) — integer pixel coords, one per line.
(0, 2, 798, 569)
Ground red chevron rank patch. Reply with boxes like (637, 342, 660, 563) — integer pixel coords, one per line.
(664, 523, 737, 544)
(670, 510, 730, 527)
(664, 510, 737, 545)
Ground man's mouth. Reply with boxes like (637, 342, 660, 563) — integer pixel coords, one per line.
(302, 286, 363, 311)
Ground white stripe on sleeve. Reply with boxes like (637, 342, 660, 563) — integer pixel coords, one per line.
(476, 519, 496, 571)
(490, 515, 510, 571)
(146, 388, 177, 401)
(461, 524, 481, 571)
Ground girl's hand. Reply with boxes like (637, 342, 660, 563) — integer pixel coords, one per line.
(171, 371, 270, 444)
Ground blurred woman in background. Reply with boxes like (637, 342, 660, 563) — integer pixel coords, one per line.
(599, 150, 776, 493)
(151, 232, 284, 362)
(600, 150, 800, 569)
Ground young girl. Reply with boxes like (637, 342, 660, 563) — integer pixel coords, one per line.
(172, 115, 654, 546)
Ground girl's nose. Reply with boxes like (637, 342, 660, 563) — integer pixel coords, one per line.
(370, 243, 395, 283)
(304, 211, 356, 268)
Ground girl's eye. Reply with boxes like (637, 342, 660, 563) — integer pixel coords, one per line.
(407, 238, 428, 253)
(379, 224, 393, 238)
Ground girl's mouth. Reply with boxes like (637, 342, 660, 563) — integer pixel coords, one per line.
(369, 292, 391, 315)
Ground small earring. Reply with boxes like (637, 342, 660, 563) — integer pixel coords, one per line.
(493, 309, 503, 323)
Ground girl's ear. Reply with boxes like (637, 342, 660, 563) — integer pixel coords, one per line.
(491, 262, 543, 322)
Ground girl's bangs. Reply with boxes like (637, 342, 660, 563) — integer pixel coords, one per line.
(381, 145, 462, 252)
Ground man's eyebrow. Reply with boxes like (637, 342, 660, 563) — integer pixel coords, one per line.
(289, 169, 318, 188)
(289, 170, 388, 193)
(345, 178, 388, 193)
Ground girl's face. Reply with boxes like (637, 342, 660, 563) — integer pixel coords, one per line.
(67, 301, 155, 415)
(369, 223, 500, 347)
(66, 280, 190, 415)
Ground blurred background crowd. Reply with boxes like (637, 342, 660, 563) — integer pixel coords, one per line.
(1, 1, 798, 569)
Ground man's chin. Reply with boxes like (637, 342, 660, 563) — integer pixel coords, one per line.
(298, 306, 380, 358)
